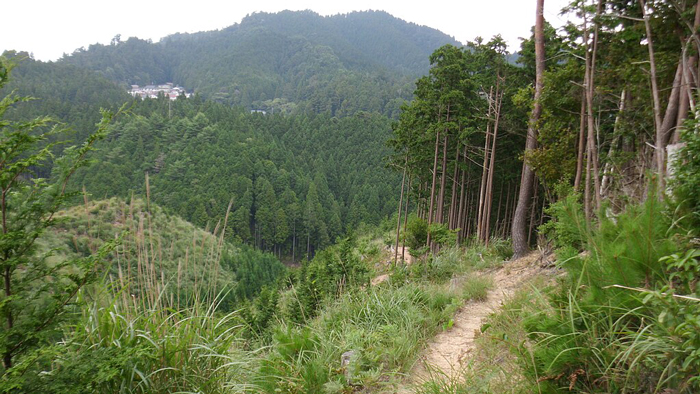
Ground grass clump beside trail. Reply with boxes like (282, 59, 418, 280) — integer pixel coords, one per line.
(387, 236, 511, 286)
(461, 275, 492, 302)
(258, 283, 462, 393)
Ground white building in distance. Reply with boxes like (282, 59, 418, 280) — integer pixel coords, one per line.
(129, 83, 192, 100)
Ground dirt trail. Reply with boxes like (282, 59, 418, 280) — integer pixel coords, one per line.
(390, 245, 413, 265)
(400, 251, 550, 391)
(372, 246, 414, 286)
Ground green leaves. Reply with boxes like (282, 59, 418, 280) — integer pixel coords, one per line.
(0, 56, 119, 383)
(662, 249, 700, 294)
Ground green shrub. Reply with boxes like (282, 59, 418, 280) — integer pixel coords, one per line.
(640, 249, 700, 391)
(672, 114, 700, 229)
(282, 237, 370, 324)
(427, 247, 465, 281)
(538, 190, 586, 251)
(522, 196, 691, 392)
(428, 222, 457, 247)
(405, 214, 428, 250)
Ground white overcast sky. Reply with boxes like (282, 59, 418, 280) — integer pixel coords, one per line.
(2, 0, 574, 62)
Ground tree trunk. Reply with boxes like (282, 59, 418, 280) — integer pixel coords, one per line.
(448, 143, 461, 229)
(466, 188, 474, 239)
(601, 89, 627, 199)
(426, 131, 440, 246)
(660, 62, 683, 146)
(394, 155, 408, 264)
(401, 175, 411, 263)
(456, 158, 467, 243)
(528, 181, 539, 246)
(675, 56, 691, 144)
(512, 0, 545, 259)
(583, 2, 602, 217)
(509, 184, 520, 238)
(501, 183, 513, 238)
(574, 90, 586, 191)
(484, 82, 503, 245)
(585, 133, 593, 219)
(437, 134, 449, 225)
(639, 0, 665, 190)
(477, 87, 494, 242)
(494, 179, 505, 239)
(417, 183, 423, 220)
(590, 0, 603, 210)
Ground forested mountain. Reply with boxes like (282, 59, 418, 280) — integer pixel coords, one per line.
(73, 97, 400, 259)
(1, 11, 436, 259)
(61, 10, 461, 115)
(0, 51, 130, 176)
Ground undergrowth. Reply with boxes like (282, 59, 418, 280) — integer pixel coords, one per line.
(259, 283, 462, 393)
(416, 187, 699, 394)
(522, 193, 699, 393)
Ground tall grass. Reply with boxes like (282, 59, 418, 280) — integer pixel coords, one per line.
(259, 283, 462, 393)
(54, 289, 258, 393)
(402, 241, 510, 283)
(36, 192, 259, 393)
(50, 195, 237, 311)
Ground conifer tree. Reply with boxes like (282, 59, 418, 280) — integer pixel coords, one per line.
(0, 58, 117, 378)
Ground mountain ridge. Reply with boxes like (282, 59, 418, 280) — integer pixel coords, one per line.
(58, 10, 462, 115)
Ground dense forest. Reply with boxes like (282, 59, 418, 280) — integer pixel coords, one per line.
(1, 2, 700, 393)
(73, 97, 399, 259)
(388, 0, 692, 258)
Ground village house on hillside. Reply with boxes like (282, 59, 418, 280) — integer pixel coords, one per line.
(129, 83, 192, 100)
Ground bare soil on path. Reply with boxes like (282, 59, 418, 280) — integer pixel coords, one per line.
(396, 251, 553, 393)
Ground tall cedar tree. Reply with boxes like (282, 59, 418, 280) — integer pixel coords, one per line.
(512, 0, 545, 258)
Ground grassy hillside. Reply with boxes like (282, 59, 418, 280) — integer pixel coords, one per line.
(41, 197, 287, 309)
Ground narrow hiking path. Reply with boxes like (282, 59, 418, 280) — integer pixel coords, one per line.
(398, 251, 553, 392)
(372, 245, 414, 286)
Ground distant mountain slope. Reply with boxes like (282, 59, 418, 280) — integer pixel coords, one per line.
(61, 10, 462, 115)
(0, 51, 131, 176)
(225, 10, 461, 76)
